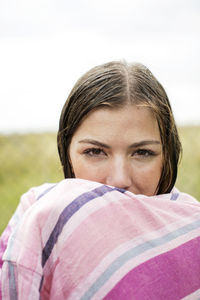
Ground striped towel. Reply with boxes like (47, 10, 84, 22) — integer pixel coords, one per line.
(1, 179, 200, 299)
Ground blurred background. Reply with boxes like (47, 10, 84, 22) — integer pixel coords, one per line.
(0, 0, 200, 233)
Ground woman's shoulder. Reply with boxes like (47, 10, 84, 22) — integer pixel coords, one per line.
(20, 182, 57, 206)
(170, 187, 199, 203)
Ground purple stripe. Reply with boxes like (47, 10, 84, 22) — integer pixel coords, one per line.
(8, 262, 18, 300)
(170, 192, 179, 200)
(36, 184, 57, 200)
(104, 237, 200, 300)
(39, 275, 44, 292)
(42, 185, 124, 268)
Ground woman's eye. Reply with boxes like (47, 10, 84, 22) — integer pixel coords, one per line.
(133, 149, 155, 157)
(83, 148, 105, 157)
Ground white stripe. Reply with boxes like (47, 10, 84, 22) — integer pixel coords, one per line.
(182, 289, 200, 299)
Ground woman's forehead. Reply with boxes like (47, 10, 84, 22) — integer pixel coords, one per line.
(71, 104, 161, 143)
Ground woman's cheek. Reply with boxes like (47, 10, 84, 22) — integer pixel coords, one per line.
(73, 158, 105, 182)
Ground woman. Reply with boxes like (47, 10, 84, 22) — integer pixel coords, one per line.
(57, 61, 181, 195)
(1, 61, 200, 299)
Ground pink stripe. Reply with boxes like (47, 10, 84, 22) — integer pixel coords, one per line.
(44, 195, 200, 296)
(104, 237, 200, 300)
(0, 224, 12, 268)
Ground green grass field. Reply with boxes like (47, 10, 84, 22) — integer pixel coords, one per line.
(0, 127, 200, 234)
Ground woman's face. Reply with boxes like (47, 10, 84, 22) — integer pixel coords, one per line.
(69, 104, 163, 196)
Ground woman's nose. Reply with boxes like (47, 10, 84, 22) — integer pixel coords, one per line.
(106, 158, 132, 190)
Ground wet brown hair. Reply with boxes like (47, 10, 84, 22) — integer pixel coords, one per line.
(57, 61, 182, 194)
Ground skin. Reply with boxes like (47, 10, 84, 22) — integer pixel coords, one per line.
(69, 104, 163, 196)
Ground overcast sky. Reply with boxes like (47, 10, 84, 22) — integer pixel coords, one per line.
(0, 0, 200, 133)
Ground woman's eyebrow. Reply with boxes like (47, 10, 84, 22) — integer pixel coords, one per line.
(78, 139, 110, 148)
(78, 139, 161, 149)
(128, 140, 161, 148)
